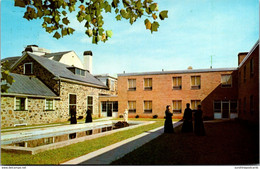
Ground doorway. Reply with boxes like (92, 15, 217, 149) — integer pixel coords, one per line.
(222, 102, 230, 118)
(107, 102, 112, 117)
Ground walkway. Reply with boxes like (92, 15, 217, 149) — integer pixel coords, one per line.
(62, 121, 182, 165)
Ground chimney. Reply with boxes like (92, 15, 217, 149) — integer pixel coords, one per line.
(83, 51, 93, 74)
(238, 52, 248, 65)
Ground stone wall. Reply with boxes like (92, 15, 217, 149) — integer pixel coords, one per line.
(1, 96, 60, 127)
(56, 81, 113, 121)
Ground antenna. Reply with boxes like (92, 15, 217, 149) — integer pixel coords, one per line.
(210, 55, 213, 69)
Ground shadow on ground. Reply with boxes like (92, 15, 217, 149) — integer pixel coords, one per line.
(111, 120, 259, 165)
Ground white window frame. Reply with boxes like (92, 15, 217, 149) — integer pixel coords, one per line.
(14, 97, 28, 111)
(68, 93, 77, 113)
(87, 95, 94, 114)
(45, 98, 55, 110)
(23, 62, 33, 75)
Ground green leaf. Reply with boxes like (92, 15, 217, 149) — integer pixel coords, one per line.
(151, 21, 159, 33)
(144, 19, 151, 30)
(62, 11, 67, 16)
(106, 30, 113, 38)
(115, 15, 121, 21)
(62, 28, 68, 36)
(149, 3, 157, 11)
(68, 28, 75, 34)
(62, 17, 70, 25)
(85, 15, 91, 22)
(86, 29, 93, 37)
(53, 31, 61, 39)
(105, 4, 111, 13)
(14, 0, 26, 7)
(159, 10, 168, 20)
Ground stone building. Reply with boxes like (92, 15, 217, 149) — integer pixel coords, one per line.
(1, 47, 117, 127)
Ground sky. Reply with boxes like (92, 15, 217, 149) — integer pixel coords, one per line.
(1, 0, 259, 76)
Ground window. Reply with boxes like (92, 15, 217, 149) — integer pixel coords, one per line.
(243, 97, 246, 114)
(243, 66, 246, 82)
(110, 80, 115, 91)
(221, 74, 232, 87)
(191, 100, 201, 110)
(172, 77, 182, 89)
(214, 101, 221, 112)
(230, 100, 237, 113)
(144, 100, 152, 113)
(144, 78, 152, 90)
(250, 95, 254, 114)
(24, 63, 33, 75)
(15, 97, 27, 111)
(45, 99, 54, 110)
(191, 76, 201, 89)
(87, 96, 93, 113)
(250, 58, 254, 77)
(172, 100, 182, 113)
(128, 79, 136, 91)
(101, 102, 107, 112)
(113, 102, 118, 112)
(128, 101, 136, 113)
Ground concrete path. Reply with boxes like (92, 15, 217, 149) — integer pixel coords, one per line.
(62, 121, 182, 165)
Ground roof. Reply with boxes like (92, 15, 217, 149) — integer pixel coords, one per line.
(238, 40, 259, 68)
(27, 53, 107, 88)
(1, 57, 21, 68)
(42, 51, 72, 61)
(118, 67, 238, 77)
(2, 73, 57, 97)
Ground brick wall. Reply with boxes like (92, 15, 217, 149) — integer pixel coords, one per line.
(118, 70, 238, 119)
(238, 45, 259, 124)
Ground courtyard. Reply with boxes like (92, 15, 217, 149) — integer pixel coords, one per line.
(112, 120, 259, 165)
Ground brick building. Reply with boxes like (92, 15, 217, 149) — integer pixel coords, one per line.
(237, 41, 259, 124)
(117, 40, 259, 123)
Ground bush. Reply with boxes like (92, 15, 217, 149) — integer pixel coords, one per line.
(135, 115, 139, 118)
(119, 115, 123, 118)
(77, 116, 83, 120)
(153, 115, 158, 119)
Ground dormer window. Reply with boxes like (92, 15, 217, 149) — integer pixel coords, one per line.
(24, 63, 33, 75)
(68, 67, 86, 76)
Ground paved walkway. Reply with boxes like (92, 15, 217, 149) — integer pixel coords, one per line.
(62, 121, 182, 165)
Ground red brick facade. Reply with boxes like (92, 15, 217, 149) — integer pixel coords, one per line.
(117, 69, 238, 120)
(237, 42, 259, 124)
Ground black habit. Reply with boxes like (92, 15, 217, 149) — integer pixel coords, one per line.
(194, 109, 205, 136)
(70, 109, 77, 124)
(181, 107, 193, 133)
(164, 109, 174, 133)
(85, 109, 93, 123)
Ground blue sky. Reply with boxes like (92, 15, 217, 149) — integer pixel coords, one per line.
(1, 0, 259, 76)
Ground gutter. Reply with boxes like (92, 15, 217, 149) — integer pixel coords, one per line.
(1, 93, 60, 99)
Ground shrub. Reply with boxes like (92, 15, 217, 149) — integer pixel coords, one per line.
(153, 115, 158, 119)
(135, 115, 139, 118)
(77, 116, 84, 120)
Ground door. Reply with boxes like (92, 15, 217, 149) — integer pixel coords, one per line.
(107, 102, 112, 117)
(222, 102, 229, 118)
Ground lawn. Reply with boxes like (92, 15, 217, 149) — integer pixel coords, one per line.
(1, 118, 166, 165)
(111, 120, 259, 165)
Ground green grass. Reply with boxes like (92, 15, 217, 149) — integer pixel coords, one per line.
(1, 118, 165, 165)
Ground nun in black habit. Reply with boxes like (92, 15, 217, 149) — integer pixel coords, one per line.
(164, 105, 174, 133)
(85, 107, 93, 123)
(194, 105, 206, 136)
(181, 103, 193, 133)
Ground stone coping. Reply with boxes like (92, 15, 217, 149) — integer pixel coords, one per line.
(1, 120, 155, 155)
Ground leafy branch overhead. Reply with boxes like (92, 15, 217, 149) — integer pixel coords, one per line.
(14, 0, 168, 44)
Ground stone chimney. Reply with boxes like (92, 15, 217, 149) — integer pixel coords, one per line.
(238, 52, 248, 65)
(83, 51, 93, 74)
